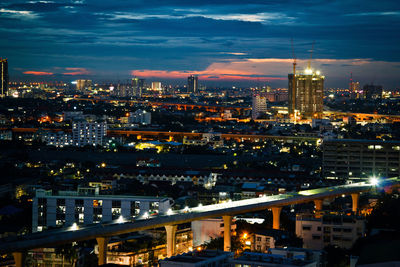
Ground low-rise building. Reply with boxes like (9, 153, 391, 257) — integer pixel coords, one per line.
(296, 214, 365, 250)
(191, 218, 236, 247)
(230, 251, 317, 267)
(72, 120, 107, 147)
(103, 228, 193, 266)
(42, 131, 73, 147)
(32, 189, 171, 232)
(251, 229, 290, 252)
(128, 109, 151, 125)
(159, 250, 232, 267)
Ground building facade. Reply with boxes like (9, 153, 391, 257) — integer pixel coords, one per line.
(230, 251, 317, 267)
(296, 214, 365, 250)
(252, 94, 267, 120)
(43, 131, 73, 147)
(363, 84, 383, 99)
(323, 139, 400, 179)
(288, 70, 324, 119)
(72, 120, 107, 147)
(151, 82, 162, 92)
(188, 75, 198, 93)
(0, 58, 8, 97)
(76, 79, 92, 92)
(128, 109, 151, 125)
(32, 189, 171, 232)
(159, 250, 232, 267)
(191, 218, 236, 248)
(132, 77, 145, 97)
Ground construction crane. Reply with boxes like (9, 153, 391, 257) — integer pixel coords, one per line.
(290, 38, 297, 118)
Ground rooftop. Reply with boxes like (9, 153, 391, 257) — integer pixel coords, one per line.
(160, 250, 232, 264)
(233, 252, 315, 266)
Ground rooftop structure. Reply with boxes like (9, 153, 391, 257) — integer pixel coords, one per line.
(159, 250, 232, 267)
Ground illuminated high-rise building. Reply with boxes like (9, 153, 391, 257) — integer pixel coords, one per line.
(151, 81, 162, 92)
(187, 75, 198, 93)
(76, 79, 92, 92)
(0, 58, 8, 97)
(251, 94, 267, 120)
(288, 69, 324, 119)
(132, 77, 145, 97)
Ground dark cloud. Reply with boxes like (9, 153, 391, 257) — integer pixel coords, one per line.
(0, 0, 399, 88)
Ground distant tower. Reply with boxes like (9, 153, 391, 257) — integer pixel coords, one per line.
(132, 77, 145, 97)
(187, 75, 198, 93)
(151, 81, 162, 92)
(0, 58, 9, 97)
(288, 69, 324, 119)
(76, 79, 92, 92)
(252, 94, 267, 120)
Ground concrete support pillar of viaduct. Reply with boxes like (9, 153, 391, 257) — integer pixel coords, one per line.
(351, 193, 359, 213)
(272, 207, 282, 230)
(314, 199, 323, 211)
(12, 252, 25, 267)
(222, 215, 232, 252)
(314, 199, 323, 218)
(165, 224, 178, 257)
(96, 237, 110, 266)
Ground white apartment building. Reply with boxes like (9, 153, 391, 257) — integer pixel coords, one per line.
(128, 109, 151, 125)
(191, 218, 236, 247)
(72, 120, 107, 147)
(296, 214, 365, 250)
(252, 94, 267, 120)
(32, 189, 171, 232)
(252, 234, 275, 253)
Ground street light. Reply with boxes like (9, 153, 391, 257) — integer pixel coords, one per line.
(70, 223, 79, 231)
(369, 177, 379, 186)
(117, 215, 125, 224)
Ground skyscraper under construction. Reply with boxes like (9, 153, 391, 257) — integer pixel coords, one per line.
(0, 58, 8, 97)
(288, 69, 324, 119)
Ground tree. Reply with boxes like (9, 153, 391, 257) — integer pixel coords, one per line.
(324, 245, 348, 267)
(55, 243, 78, 265)
(367, 193, 400, 231)
(201, 236, 243, 254)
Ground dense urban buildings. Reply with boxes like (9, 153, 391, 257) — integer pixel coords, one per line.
(76, 79, 92, 92)
(1, 76, 399, 267)
(363, 84, 383, 99)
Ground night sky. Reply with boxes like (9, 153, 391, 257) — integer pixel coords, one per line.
(1, 0, 399, 88)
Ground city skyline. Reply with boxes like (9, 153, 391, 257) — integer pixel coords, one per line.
(1, 0, 399, 88)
